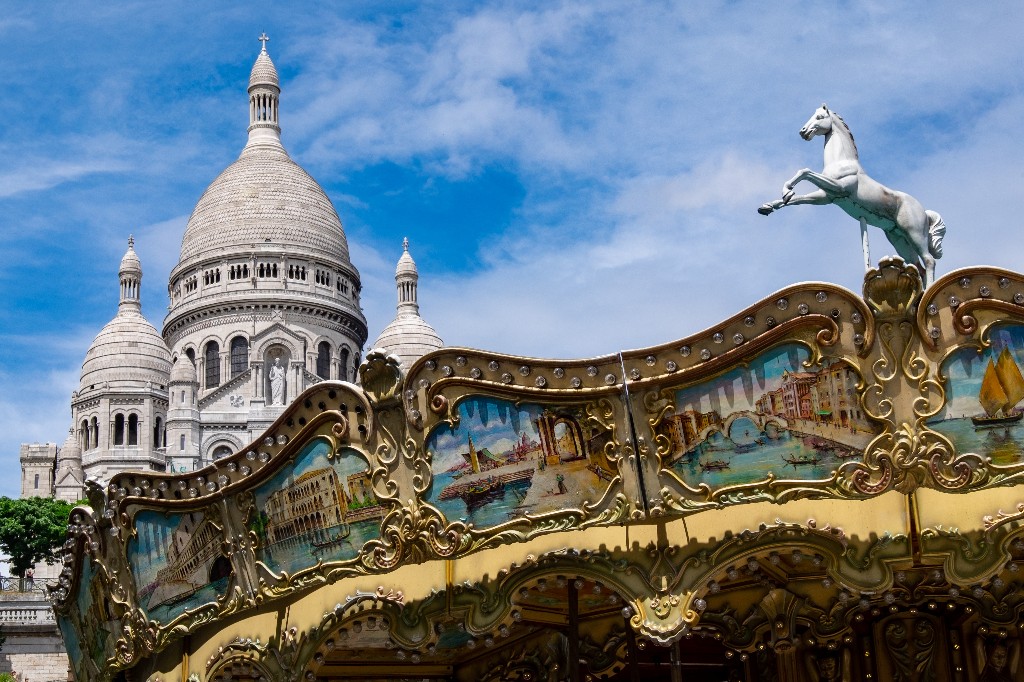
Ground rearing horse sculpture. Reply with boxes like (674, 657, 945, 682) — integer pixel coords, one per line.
(759, 104, 945, 285)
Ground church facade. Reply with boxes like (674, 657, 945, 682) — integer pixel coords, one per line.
(23, 43, 442, 500)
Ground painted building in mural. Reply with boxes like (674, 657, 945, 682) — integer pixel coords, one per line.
(264, 467, 349, 545)
(18, 44, 442, 497)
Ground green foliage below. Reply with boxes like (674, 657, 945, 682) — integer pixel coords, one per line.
(0, 672, 14, 682)
(0, 497, 74, 577)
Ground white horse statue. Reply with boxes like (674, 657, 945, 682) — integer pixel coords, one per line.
(758, 104, 945, 285)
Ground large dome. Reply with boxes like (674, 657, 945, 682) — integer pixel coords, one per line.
(177, 144, 350, 264)
(80, 311, 172, 393)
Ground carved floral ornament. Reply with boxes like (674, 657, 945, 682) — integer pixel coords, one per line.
(54, 259, 1024, 680)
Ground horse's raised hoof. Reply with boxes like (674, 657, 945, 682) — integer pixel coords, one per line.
(757, 204, 774, 215)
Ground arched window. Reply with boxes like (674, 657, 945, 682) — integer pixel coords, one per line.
(230, 336, 248, 378)
(128, 414, 139, 446)
(180, 434, 186, 451)
(81, 419, 90, 450)
(91, 417, 99, 449)
(212, 445, 232, 460)
(185, 348, 196, 365)
(316, 341, 331, 379)
(205, 341, 220, 387)
(340, 347, 351, 382)
(154, 417, 163, 448)
(114, 414, 125, 445)
(34, 474, 39, 490)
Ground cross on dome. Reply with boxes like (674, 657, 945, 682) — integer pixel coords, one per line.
(403, 237, 409, 251)
(258, 32, 270, 51)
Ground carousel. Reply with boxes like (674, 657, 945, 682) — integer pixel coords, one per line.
(54, 108, 1024, 682)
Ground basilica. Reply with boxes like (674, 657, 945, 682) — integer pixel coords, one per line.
(22, 42, 442, 501)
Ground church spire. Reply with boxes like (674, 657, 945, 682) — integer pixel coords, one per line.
(246, 33, 282, 148)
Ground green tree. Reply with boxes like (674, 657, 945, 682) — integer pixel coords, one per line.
(0, 497, 74, 578)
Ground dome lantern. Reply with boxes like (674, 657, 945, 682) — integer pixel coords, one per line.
(118, 235, 142, 312)
(247, 33, 282, 148)
(396, 237, 420, 315)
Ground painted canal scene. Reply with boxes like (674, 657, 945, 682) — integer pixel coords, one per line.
(931, 324, 1024, 463)
(251, 440, 386, 575)
(426, 397, 616, 528)
(657, 343, 877, 488)
(128, 509, 230, 623)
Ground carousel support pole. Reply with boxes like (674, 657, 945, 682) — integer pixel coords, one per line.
(669, 640, 683, 682)
(861, 217, 870, 272)
(625, 618, 640, 682)
(181, 635, 191, 682)
(568, 579, 580, 682)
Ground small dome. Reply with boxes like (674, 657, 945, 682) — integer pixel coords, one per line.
(170, 354, 198, 384)
(60, 427, 81, 463)
(80, 311, 172, 393)
(372, 239, 442, 369)
(249, 47, 280, 90)
(119, 235, 141, 275)
(372, 316, 443, 371)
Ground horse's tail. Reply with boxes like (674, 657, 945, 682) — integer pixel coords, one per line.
(927, 210, 945, 259)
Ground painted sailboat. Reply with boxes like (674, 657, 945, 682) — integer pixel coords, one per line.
(972, 348, 1024, 428)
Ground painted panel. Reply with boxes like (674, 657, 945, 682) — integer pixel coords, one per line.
(425, 397, 616, 529)
(251, 439, 383, 575)
(129, 509, 228, 623)
(932, 324, 1024, 462)
(57, 558, 114, 680)
(656, 343, 878, 489)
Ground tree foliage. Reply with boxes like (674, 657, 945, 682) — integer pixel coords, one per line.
(0, 497, 74, 577)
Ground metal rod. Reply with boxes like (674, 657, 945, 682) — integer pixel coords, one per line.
(568, 579, 580, 682)
(626, 616, 640, 682)
(861, 217, 870, 272)
(670, 639, 683, 682)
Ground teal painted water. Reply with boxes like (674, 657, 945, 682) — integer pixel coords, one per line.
(431, 471, 534, 528)
(258, 518, 382, 575)
(931, 417, 1024, 464)
(672, 427, 854, 489)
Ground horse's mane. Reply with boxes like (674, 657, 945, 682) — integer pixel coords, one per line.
(828, 110, 858, 155)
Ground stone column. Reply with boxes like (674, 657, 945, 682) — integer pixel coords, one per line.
(252, 362, 262, 399)
(291, 362, 303, 402)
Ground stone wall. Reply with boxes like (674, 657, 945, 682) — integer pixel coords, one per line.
(0, 594, 69, 682)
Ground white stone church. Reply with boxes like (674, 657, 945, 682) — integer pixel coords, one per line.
(20, 43, 443, 502)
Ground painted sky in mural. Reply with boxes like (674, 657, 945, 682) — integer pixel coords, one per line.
(931, 325, 1024, 463)
(938, 325, 1024, 419)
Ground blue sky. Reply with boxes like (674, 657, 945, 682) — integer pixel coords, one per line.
(3, 2, 1024, 497)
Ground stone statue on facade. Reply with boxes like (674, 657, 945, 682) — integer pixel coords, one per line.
(758, 104, 945, 286)
(269, 357, 286, 406)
